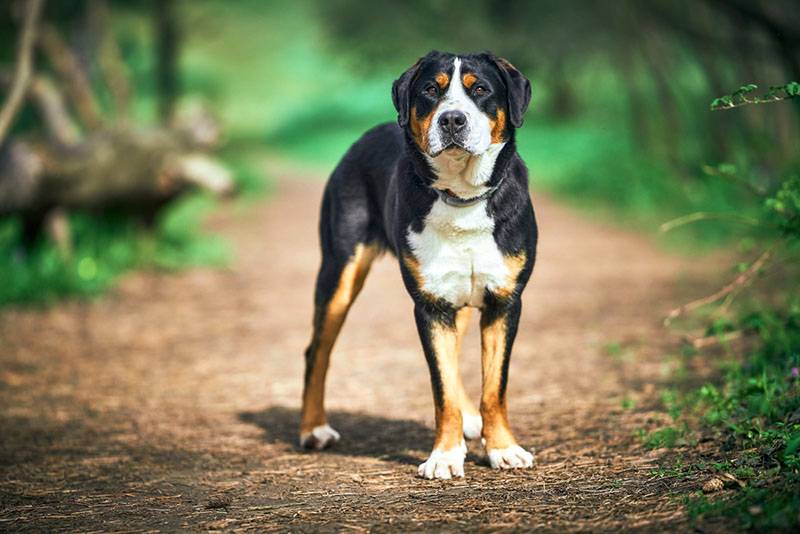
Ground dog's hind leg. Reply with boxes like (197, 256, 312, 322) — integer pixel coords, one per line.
(453, 307, 482, 440)
(300, 241, 379, 450)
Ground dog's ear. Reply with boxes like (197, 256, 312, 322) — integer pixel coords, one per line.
(392, 56, 424, 127)
(492, 56, 531, 128)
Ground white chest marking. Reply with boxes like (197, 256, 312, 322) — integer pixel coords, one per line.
(407, 199, 508, 308)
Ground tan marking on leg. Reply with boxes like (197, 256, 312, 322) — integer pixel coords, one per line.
(480, 315, 517, 450)
(429, 321, 464, 452)
(494, 251, 526, 300)
(453, 307, 479, 418)
(409, 106, 434, 153)
(490, 108, 507, 144)
(454, 306, 472, 356)
(301, 243, 380, 434)
(435, 72, 450, 89)
(462, 72, 477, 89)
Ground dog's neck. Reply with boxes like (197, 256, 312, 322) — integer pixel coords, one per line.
(424, 142, 506, 198)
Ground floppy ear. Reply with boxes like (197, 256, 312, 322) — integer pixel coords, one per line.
(392, 58, 423, 127)
(493, 56, 531, 128)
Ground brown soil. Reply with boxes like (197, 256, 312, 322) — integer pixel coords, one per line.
(0, 170, 726, 532)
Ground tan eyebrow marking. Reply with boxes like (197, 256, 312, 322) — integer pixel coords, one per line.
(462, 73, 478, 89)
(435, 72, 449, 88)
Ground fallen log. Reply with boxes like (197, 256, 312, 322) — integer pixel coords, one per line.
(1, 70, 232, 219)
(0, 127, 233, 218)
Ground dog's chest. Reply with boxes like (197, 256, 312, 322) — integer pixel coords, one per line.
(407, 199, 508, 307)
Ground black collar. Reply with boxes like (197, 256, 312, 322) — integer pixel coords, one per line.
(435, 175, 505, 207)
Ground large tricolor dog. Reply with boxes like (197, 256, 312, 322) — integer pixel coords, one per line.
(300, 50, 537, 479)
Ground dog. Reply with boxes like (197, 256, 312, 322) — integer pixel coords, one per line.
(300, 50, 537, 479)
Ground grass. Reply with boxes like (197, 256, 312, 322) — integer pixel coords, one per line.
(638, 426, 686, 449)
(687, 488, 800, 531)
(0, 194, 228, 307)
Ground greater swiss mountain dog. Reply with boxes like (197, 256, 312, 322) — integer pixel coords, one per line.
(300, 50, 537, 480)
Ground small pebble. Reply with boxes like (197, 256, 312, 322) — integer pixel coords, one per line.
(702, 478, 724, 493)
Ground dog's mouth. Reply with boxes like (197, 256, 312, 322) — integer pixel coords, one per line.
(430, 142, 470, 158)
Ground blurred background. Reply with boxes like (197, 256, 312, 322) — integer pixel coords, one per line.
(1, 0, 798, 305)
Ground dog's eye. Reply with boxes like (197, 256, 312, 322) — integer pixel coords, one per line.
(423, 85, 439, 98)
(474, 85, 488, 96)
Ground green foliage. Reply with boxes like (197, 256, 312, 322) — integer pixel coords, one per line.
(654, 88, 800, 529)
(670, 303, 800, 528)
(0, 194, 227, 307)
(686, 488, 800, 531)
(711, 82, 800, 110)
(517, 123, 763, 247)
(639, 426, 685, 449)
(765, 176, 800, 240)
(150, 194, 228, 270)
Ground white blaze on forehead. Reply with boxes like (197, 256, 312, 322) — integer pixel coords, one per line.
(428, 57, 493, 156)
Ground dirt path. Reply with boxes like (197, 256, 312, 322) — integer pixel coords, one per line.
(0, 171, 721, 531)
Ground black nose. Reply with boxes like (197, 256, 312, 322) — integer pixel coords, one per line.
(438, 110, 467, 134)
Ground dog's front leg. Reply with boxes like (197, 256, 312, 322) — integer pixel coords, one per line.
(414, 304, 467, 480)
(480, 298, 534, 469)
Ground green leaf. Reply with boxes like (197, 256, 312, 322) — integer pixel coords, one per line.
(785, 433, 800, 456)
(711, 95, 734, 109)
(734, 84, 757, 96)
(786, 81, 800, 96)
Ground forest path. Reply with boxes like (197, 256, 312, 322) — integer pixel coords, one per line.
(0, 168, 722, 531)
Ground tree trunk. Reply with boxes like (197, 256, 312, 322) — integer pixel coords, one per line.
(155, 0, 180, 123)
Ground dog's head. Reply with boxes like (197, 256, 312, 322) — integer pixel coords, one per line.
(392, 51, 531, 157)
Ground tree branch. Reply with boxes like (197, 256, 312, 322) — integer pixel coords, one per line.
(659, 211, 760, 233)
(664, 249, 772, 326)
(89, 0, 132, 121)
(38, 23, 103, 129)
(28, 75, 81, 146)
(0, 0, 45, 146)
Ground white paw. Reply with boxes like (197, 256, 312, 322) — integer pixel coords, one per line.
(462, 413, 483, 440)
(299, 424, 340, 450)
(417, 442, 467, 480)
(486, 444, 535, 469)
